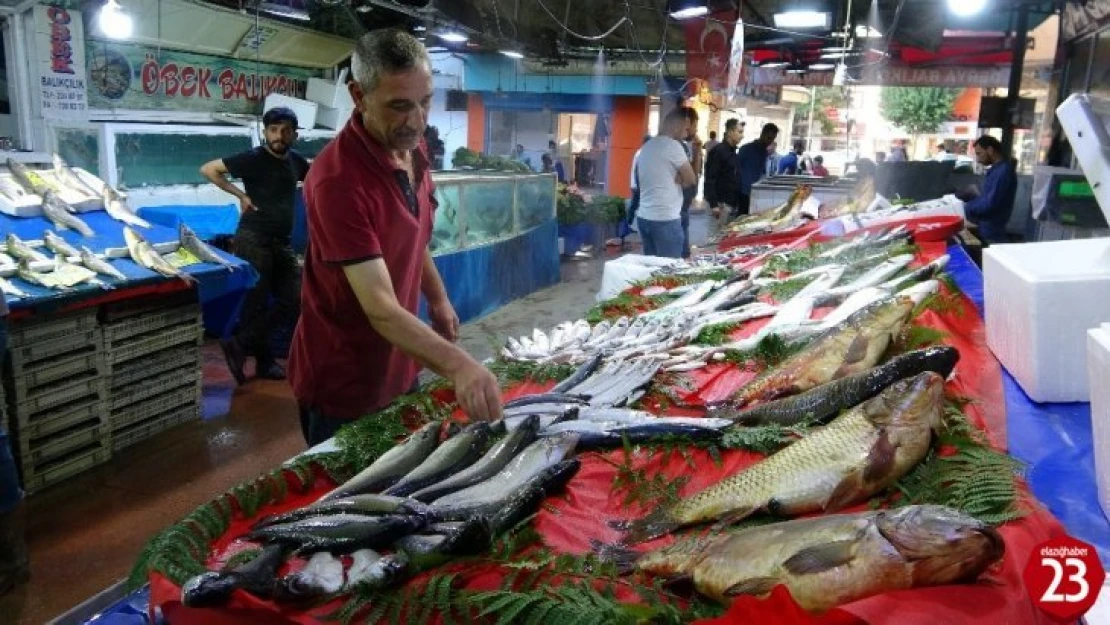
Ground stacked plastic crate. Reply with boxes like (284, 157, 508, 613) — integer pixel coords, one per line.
(4, 309, 110, 494)
(102, 295, 204, 453)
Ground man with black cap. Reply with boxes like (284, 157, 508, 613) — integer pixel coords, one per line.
(201, 106, 311, 384)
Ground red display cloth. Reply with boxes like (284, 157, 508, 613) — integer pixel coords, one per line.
(149, 228, 1070, 624)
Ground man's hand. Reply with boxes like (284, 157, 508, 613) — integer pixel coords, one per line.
(239, 196, 256, 215)
(451, 360, 503, 422)
(429, 299, 460, 342)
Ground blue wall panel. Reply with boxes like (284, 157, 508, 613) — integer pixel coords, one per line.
(464, 55, 649, 96)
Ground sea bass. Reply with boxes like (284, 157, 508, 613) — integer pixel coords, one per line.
(600, 505, 1003, 611)
(320, 422, 441, 501)
(6, 158, 50, 195)
(79, 246, 127, 281)
(103, 185, 152, 228)
(123, 226, 195, 285)
(180, 222, 234, 269)
(43, 230, 80, 259)
(6, 234, 48, 263)
(730, 295, 916, 408)
(620, 372, 944, 544)
(52, 154, 99, 197)
(41, 191, 95, 237)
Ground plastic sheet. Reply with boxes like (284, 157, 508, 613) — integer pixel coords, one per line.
(139, 204, 241, 241)
(597, 253, 685, 301)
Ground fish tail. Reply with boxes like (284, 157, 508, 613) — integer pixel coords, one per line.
(618, 508, 681, 545)
(589, 539, 639, 574)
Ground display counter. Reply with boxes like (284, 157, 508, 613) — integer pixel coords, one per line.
(751, 174, 856, 213)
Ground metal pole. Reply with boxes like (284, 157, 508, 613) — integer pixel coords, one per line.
(806, 86, 816, 154)
(1001, 3, 1030, 158)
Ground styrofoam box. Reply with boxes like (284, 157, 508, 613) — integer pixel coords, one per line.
(306, 76, 350, 109)
(263, 93, 317, 130)
(984, 238, 1110, 402)
(1087, 323, 1110, 520)
(316, 104, 353, 130)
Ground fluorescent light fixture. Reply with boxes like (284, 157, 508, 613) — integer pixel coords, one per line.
(821, 51, 862, 59)
(97, 0, 133, 39)
(501, 49, 525, 59)
(786, 68, 808, 74)
(821, 46, 851, 53)
(773, 11, 830, 29)
(257, 1, 311, 21)
(670, 6, 709, 19)
(413, 25, 427, 32)
(948, 0, 987, 16)
(809, 63, 836, 70)
(439, 31, 469, 43)
(855, 25, 882, 38)
(760, 61, 790, 69)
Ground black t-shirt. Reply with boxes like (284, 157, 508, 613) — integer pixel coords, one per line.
(223, 147, 310, 237)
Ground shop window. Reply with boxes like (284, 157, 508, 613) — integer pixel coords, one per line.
(297, 136, 333, 159)
(1086, 31, 1110, 100)
(0, 35, 8, 116)
(55, 128, 100, 177)
(114, 132, 251, 188)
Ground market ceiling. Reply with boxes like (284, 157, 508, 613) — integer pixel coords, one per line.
(197, 0, 1056, 68)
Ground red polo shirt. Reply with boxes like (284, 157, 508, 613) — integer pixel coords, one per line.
(288, 115, 435, 420)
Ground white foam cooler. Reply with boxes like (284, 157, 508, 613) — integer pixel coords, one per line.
(984, 238, 1110, 402)
(1087, 323, 1110, 520)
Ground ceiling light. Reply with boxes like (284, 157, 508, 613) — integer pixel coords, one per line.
(413, 25, 427, 32)
(356, 4, 372, 12)
(809, 63, 836, 70)
(822, 46, 851, 53)
(786, 68, 808, 74)
(760, 61, 790, 69)
(501, 50, 525, 59)
(773, 11, 830, 29)
(97, 0, 133, 39)
(855, 25, 882, 38)
(821, 51, 862, 59)
(439, 32, 468, 43)
(670, 6, 709, 19)
(257, 1, 310, 21)
(948, 0, 987, 17)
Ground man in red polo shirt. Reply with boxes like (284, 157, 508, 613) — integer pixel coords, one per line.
(289, 30, 502, 445)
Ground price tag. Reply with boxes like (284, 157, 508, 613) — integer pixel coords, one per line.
(1024, 537, 1105, 621)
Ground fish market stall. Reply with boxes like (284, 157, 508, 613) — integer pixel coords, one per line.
(0, 156, 253, 494)
(94, 214, 1098, 625)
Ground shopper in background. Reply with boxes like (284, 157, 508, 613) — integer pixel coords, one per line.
(777, 142, 806, 175)
(704, 118, 743, 221)
(679, 107, 703, 259)
(201, 107, 310, 386)
(736, 123, 780, 217)
(0, 305, 28, 597)
(704, 130, 720, 155)
(961, 135, 1017, 245)
(290, 29, 501, 446)
(811, 155, 830, 177)
(547, 140, 567, 183)
(636, 108, 698, 258)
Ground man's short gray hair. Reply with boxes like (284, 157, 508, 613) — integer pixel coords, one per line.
(350, 29, 431, 92)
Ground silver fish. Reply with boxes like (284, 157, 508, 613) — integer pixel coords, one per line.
(0, 174, 27, 202)
(6, 158, 49, 195)
(41, 191, 95, 237)
(17, 260, 58, 290)
(52, 154, 99, 197)
(0, 276, 28, 298)
(6, 234, 48, 263)
(103, 186, 151, 229)
(124, 227, 195, 285)
(430, 434, 579, 510)
(79, 246, 127, 281)
(43, 230, 80, 259)
(179, 223, 234, 270)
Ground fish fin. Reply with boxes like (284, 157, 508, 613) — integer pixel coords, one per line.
(709, 506, 758, 531)
(620, 508, 681, 545)
(724, 576, 780, 597)
(781, 539, 859, 576)
(862, 430, 898, 483)
(590, 539, 640, 574)
(842, 333, 870, 365)
(823, 476, 864, 513)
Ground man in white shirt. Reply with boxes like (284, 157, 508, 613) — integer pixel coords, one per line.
(636, 108, 698, 258)
(626, 135, 652, 231)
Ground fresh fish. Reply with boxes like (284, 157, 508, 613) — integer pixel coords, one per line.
(17, 261, 58, 289)
(716, 346, 960, 426)
(41, 191, 94, 237)
(52, 254, 103, 288)
(822, 254, 914, 298)
(274, 551, 345, 601)
(181, 544, 287, 606)
(180, 222, 234, 269)
(394, 517, 493, 568)
(410, 416, 541, 502)
(731, 296, 917, 407)
(620, 372, 944, 544)
(600, 505, 1003, 611)
(123, 227, 196, 285)
(432, 458, 581, 522)
(430, 435, 579, 513)
(503, 402, 584, 418)
(79, 246, 127, 281)
(43, 230, 79, 258)
(320, 423, 441, 501)
(532, 328, 551, 354)
(52, 154, 98, 197)
(0, 174, 27, 202)
(246, 513, 426, 554)
(541, 419, 727, 449)
(103, 185, 152, 228)
(502, 393, 589, 409)
(588, 320, 611, 343)
(383, 423, 491, 497)
(6, 158, 49, 195)
(0, 277, 28, 298)
(880, 255, 949, 292)
(548, 352, 604, 394)
(345, 549, 410, 590)
(7, 234, 48, 263)
(254, 494, 434, 529)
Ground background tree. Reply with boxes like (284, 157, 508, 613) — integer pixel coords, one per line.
(880, 87, 959, 158)
(793, 87, 849, 142)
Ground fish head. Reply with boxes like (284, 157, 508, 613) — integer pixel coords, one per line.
(861, 295, 917, 333)
(867, 372, 946, 431)
(181, 571, 241, 607)
(899, 280, 940, 306)
(876, 505, 1005, 585)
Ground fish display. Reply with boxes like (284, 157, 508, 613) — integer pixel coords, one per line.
(41, 191, 95, 237)
(321, 422, 441, 501)
(6, 234, 48, 263)
(182, 544, 287, 607)
(0, 173, 28, 202)
(6, 158, 50, 195)
(52, 154, 99, 197)
(180, 222, 234, 268)
(620, 372, 944, 543)
(43, 230, 80, 259)
(383, 422, 491, 497)
(599, 505, 1004, 611)
(79, 246, 128, 281)
(274, 551, 345, 601)
(16, 261, 58, 290)
(716, 346, 960, 426)
(103, 185, 152, 229)
(123, 227, 196, 284)
(0, 276, 28, 298)
(246, 513, 426, 554)
(254, 494, 434, 529)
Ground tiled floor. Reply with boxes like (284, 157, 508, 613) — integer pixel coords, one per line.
(0, 213, 713, 624)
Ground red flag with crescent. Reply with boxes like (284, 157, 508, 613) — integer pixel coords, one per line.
(685, 9, 739, 93)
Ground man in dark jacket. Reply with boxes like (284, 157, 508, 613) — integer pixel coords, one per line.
(736, 123, 780, 217)
(704, 118, 743, 220)
(963, 135, 1017, 245)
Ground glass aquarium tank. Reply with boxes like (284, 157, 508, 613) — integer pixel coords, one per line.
(429, 172, 555, 255)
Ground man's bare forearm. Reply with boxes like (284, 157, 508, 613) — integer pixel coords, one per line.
(200, 168, 248, 202)
(420, 249, 450, 306)
(362, 300, 471, 378)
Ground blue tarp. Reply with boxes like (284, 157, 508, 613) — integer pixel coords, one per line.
(946, 242, 1110, 565)
(0, 210, 256, 337)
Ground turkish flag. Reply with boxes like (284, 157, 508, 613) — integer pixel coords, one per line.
(685, 9, 739, 93)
